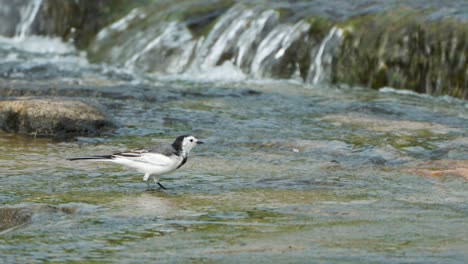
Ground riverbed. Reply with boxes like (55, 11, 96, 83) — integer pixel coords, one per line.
(1, 74, 467, 262)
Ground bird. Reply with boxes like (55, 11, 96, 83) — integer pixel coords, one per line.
(68, 135, 204, 190)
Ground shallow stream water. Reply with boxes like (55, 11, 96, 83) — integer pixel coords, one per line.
(0, 35, 467, 262)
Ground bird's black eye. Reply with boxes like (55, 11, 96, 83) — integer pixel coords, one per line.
(190, 139, 193, 142)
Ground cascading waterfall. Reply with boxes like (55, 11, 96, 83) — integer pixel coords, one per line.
(0, 1, 346, 85)
(124, 22, 190, 68)
(0, 0, 76, 55)
(129, 21, 196, 74)
(191, 5, 249, 70)
(250, 25, 292, 77)
(186, 6, 314, 79)
(91, 4, 344, 83)
(85, 2, 468, 97)
(250, 21, 311, 79)
(307, 27, 344, 85)
(0, 0, 464, 98)
(95, 8, 145, 42)
(199, 9, 255, 69)
(0, 1, 465, 98)
(235, 10, 278, 69)
(14, 0, 43, 39)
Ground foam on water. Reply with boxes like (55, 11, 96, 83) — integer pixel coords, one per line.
(0, 35, 77, 55)
(158, 60, 246, 82)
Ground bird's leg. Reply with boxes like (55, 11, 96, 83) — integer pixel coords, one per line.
(152, 176, 167, 190)
(143, 173, 151, 190)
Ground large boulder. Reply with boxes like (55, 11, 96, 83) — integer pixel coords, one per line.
(0, 98, 114, 138)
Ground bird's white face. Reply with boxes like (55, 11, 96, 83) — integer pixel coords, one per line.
(181, 136, 203, 154)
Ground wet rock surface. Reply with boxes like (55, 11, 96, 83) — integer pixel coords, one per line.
(0, 98, 114, 138)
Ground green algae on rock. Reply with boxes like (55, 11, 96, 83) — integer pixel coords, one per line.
(334, 9, 468, 99)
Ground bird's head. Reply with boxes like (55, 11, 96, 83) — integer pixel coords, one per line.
(172, 135, 204, 155)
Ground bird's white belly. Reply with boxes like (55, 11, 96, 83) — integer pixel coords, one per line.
(110, 155, 181, 175)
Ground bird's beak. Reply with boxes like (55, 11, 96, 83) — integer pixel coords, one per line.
(197, 141, 204, 144)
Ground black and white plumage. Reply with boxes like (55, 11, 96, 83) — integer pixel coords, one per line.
(68, 135, 204, 189)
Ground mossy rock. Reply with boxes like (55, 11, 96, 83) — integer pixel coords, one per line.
(334, 9, 468, 98)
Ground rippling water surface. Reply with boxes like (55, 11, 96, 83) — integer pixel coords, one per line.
(0, 35, 467, 263)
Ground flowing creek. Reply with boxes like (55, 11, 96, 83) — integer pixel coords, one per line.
(0, 2, 467, 263)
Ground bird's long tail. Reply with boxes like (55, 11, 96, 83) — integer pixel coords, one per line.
(67, 155, 114, 161)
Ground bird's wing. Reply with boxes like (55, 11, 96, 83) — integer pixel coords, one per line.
(112, 148, 174, 166)
(146, 144, 177, 156)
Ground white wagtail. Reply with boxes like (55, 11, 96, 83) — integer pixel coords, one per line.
(68, 135, 204, 190)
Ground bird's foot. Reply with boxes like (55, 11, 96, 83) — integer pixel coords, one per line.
(157, 182, 167, 190)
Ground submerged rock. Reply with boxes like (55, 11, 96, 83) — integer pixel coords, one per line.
(0, 204, 75, 233)
(404, 160, 468, 179)
(0, 98, 114, 138)
(0, 207, 32, 232)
